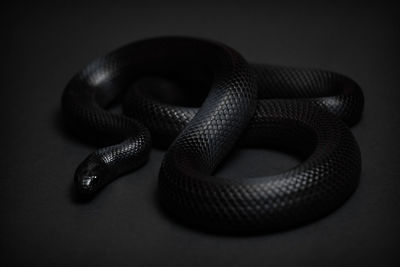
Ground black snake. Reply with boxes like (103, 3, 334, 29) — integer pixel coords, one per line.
(62, 36, 363, 231)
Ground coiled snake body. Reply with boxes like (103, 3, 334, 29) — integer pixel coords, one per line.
(62, 37, 363, 231)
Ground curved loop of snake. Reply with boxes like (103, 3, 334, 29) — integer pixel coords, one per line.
(62, 36, 363, 231)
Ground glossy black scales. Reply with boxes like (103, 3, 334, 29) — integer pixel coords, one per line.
(62, 36, 364, 232)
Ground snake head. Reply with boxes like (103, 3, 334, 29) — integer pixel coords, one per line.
(74, 155, 110, 195)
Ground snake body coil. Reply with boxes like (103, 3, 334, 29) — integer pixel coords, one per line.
(62, 37, 363, 231)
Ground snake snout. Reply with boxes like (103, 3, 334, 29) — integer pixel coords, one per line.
(74, 155, 109, 195)
(75, 174, 99, 194)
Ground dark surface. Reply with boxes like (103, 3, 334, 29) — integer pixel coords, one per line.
(1, 1, 399, 266)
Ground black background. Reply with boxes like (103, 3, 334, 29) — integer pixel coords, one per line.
(1, 1, 399, 266)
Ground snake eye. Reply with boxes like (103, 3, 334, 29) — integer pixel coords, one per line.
(80, 175, 98, 188)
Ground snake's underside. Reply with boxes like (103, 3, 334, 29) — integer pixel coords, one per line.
(62, 37, 363, 231)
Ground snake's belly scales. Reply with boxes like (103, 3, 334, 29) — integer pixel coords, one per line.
(62, 37, 363, 231)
